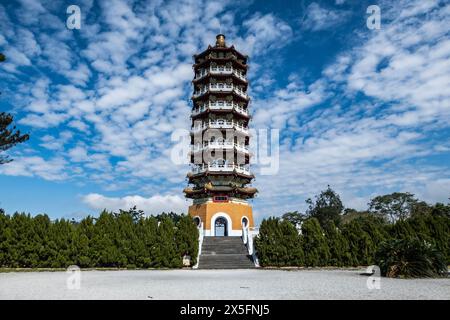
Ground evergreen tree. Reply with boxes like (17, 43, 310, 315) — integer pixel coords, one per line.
(91, 210, 120, 267)
(301, 218, 330, 267)
(388, 218, 416, 240)
(154, 217, 180, 268)
(0, 112, 29, 165)
(341, 208, 371, 225)
(406, 214, 450, 264)
(0, 209, 10, 266)
(115, 211, 138, 268)
(255, 218, 304, 267)
(156, 212, 182, 224)
(279, 219, 304, 266)
(74, 216, 95, 267)
(175, 215, 199, 266)
(341, 216, 386, 266)
(305, 186, 343, 227)
(255, 218, 283, 267)
(323, 222, 353, 266)
(134, 216, 157, 268)
(430, 202, 450, 218)
(47, 218, 75, 268)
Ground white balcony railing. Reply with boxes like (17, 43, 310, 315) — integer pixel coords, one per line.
(193, 83, 249, 99)
(210, 83, 233, 92)
(234, 105, 248, 116)
(191, 120, 249, 134)
(194, 65, 247, 81)
(191, 163, 251, 175)
(192, 101, 249, 116)
(194, 69, 209, 80)
(210, 66, 232, 74)
(191, 141, 249, 153)
(194, 66, 246, 81)
(234, 88, 249, 99)
(209, 119, 234, 129)
(233, 70, 246, 81)
(192, 87, 208, 98)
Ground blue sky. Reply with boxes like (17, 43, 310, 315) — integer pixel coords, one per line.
(0, 0, 449, 223)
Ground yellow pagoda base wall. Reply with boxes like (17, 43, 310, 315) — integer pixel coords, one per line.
(188, 201, 254, 236)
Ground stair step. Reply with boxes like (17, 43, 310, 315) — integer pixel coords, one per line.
(198, 237, 255, 269)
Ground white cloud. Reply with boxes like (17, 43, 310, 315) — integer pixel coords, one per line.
(302, 2, 350, 31)
(40, 131, 73, 151)
(249, 0, 450, 218)
(252, 79, 327, 129)
(419, 179, 450, 204)
(235, 13, 293, 56)
(0, 156, 67, 181)
(327, 0, 450, 127)
(68, 119, 89, 132)
(82, 193, 188, 215)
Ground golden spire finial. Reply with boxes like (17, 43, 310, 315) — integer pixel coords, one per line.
(215, 34, 226, 47)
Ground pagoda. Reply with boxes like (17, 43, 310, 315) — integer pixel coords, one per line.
(184, 34, 257, 237)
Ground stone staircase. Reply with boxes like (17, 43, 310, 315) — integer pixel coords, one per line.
(198, 236, 255, 269)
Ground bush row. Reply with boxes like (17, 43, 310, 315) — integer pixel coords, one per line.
(255, 214, 450, 269)
(0, 209, 198, 269)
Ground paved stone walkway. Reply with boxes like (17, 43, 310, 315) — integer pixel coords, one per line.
(1, 269, 449, 299)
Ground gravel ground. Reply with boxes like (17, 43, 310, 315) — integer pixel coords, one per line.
(0, 269, 449, 300)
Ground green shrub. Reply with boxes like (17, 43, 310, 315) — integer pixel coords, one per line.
(323, 222, 353, 267)
(0, 209, 198, 269)
(375, 238, 448, 278)
(341, 216, 387, 266)
(175, 215, 199, 266)
(408, 215, 450, 265)
(255, 217, 303, 267)
(301, 218, 329, 267)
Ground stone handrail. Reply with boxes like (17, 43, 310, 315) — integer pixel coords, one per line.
(192, 222, 204, 269)
(242, 224, 260, 267)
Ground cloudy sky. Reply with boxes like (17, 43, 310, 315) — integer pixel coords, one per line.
(0, 0, 449, 222)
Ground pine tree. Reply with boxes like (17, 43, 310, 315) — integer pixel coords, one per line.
(175, 215, 199, 267)
(255, 218, 283, 267)
(91, 210, 120, 267)
(305, 186, 343, 228)
(52, 218, 76, 268)
(142, 216, 159, 268)
(0, 209, 10, 266)
(341, 216, 387, 266)
(74, 216, 95, 267)
(323, 222, 353, 267)
(0, 113, 29, 165)
(154, 217, 180, 268)
(301, 218, 330, 267)
(115, 211, 138, 268)
(279, 220, 304, 266)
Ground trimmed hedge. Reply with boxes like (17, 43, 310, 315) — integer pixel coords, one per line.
(0, 210, 198, 269)
(255, 218, 304, 267)
(255, 214, 450, 270)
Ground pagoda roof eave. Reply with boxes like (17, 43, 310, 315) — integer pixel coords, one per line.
(194, 45, 248, 60)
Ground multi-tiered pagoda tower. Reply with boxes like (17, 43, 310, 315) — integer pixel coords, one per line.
(184, 34, 257, 237)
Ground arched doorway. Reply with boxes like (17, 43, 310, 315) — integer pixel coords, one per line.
(214, 217, 228, 236)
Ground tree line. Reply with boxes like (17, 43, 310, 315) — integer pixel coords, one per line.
(0, 207, 198, 269)
(255, 186, 450, 273)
